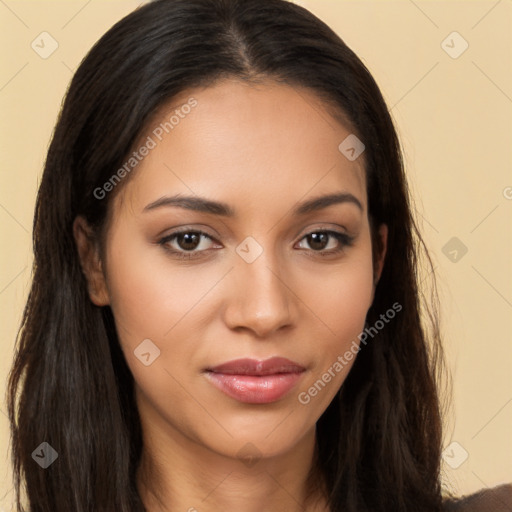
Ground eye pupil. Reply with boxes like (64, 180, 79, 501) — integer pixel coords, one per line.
(177, 232, 201, 251)
(308, 232, 329, 250)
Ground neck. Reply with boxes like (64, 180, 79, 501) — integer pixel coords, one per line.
(135, 414, 329, 512)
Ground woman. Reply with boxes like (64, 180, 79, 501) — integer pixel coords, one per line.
(7, 0, 508, 510)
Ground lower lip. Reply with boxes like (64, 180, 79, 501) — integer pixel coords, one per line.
(205, 372, 304, 404)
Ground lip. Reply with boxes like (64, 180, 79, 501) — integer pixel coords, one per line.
(204, 357, 306, 404)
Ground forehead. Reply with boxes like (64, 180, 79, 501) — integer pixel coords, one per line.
(114, 79, 367, 219)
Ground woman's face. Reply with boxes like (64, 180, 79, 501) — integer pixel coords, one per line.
(77, 79, 386, 462)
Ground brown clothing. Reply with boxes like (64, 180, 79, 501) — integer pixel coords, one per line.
(443, 483, 512, 511)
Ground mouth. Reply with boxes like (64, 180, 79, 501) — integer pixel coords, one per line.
(204, 357, 306, 404)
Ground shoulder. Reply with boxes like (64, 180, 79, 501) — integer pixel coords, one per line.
(443, 483, 512, 512)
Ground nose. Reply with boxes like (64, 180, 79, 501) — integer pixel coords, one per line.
(222, 250, 296, 338)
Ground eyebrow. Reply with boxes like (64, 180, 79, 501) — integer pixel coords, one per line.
(143, 192, 363, 216)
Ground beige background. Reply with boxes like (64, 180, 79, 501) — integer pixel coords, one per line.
(1, 0, 511, 509)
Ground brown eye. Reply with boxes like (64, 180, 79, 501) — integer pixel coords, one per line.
(158, 229, 220, 259)
(305, 232, 330, 251)
(175, 232, 202, 251)
(296, 230, 354, 253)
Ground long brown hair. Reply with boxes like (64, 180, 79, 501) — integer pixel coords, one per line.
(7, 1, 448, 510)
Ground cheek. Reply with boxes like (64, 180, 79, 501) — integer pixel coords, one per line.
(293, 241, 375, 406)
(315, 267, 372, 332)
(103, 241, 208, 423)
(103, 230, 228, 412)
(298, 247, 375, 344)
(104, 228, 220, 345)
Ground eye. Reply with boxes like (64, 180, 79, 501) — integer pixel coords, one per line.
(296, 230, 354, 255)
(158, 229, 220, 259)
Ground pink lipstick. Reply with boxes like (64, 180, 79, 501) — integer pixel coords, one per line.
(204, 357, 305, 404)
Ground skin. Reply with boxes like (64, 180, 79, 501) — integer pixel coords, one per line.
(74, 79, 387, 512)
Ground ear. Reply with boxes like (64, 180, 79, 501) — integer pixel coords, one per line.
(73, 216, 110, 306)
(372, 223, 388, 294)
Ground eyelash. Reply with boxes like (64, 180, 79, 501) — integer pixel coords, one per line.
(158, 228, 355, 260)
